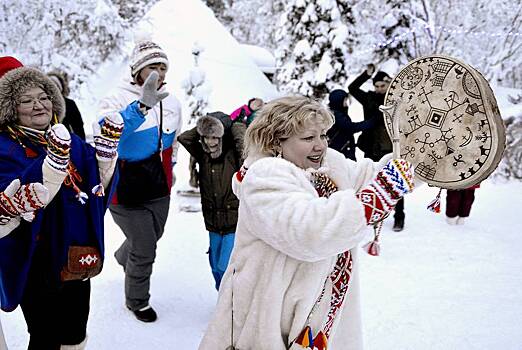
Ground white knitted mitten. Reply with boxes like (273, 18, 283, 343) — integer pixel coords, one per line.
(0, 178, 49, 229)
(45, 124, 71, 172)
(93, 112, 124, 161)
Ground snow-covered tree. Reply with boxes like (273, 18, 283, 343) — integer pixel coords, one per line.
(494, 113, 522, 180)
(203, 0, 234, 28)
(111, 0, 161, 22)
(0, 0, 130, 94)
(222, 0, 284, 49)
(181, 43, 211, 125)
(348, 0, 522, 87)
(275, 0, 356, 98)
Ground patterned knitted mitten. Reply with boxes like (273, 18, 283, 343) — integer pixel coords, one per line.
(356, 159, 414, 225)
(93, 112, 124, 161)
(45, 124, 71, 172)
(0, 179, 49, 224)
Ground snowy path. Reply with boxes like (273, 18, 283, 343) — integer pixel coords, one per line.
(2, 150, 521, 349)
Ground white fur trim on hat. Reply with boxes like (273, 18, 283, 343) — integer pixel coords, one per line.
(130, 41, 169, 77)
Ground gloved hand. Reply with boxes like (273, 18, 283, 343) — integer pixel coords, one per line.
(93, 112, 124, 161)
(45, 124, 71, 173)
(366, 63, 376, 76)
(0, 179, 49, 235)
(356, 159, 414, 225)
(139, 71, 169, 109)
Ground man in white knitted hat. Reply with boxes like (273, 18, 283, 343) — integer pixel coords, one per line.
(99, 40, 183, 323)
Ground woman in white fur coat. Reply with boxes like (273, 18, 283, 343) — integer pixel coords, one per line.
(199, 96, 414, 350)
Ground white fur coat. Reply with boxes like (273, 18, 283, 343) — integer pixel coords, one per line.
(199, 149, 382, 350)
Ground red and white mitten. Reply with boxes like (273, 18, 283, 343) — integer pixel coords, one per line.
(45, 124, 71, 173)
(357, 159, 414, 225)
(0, 178, 49, 229)
(93, 112, 124, 161)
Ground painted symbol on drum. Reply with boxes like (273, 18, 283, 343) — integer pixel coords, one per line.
(398, 66, 424, 90)
(475, 131, 491, 143)
(414, 132, 435, 153)
(453, 154, 465, 167)
(459, 127, 473, 147)
(401, 146, 416, 159)
(452, 113, 464, 123)
(427, 108, 448, 128)
(454, 65, 464, 79)
(462, 71, 481, 99)
(416, 162, 436, 180)
(465, 102, 482, 116)
(384, 55, 503, 189)
(428, 150, 443, 165)
(431, 75, 445, 89)
(478, 119, 488, 130)
(444, 91, 469, 111)
(432, 60, 454, 75)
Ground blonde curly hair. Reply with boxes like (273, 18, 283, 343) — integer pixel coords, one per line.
(244, 95, 334, 158)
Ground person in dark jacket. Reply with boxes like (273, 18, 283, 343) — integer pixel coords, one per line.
(178, 112, 245, 290)
(326, 89, 375, 161)
(47, 70, 86, 140)
(349, 64, 406, 231)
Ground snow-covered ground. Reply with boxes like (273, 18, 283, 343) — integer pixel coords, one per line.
(2, 149, 522, 350)
(2, 0, 522, 349)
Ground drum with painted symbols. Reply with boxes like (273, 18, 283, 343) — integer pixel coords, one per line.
(381, 55, 506, 189)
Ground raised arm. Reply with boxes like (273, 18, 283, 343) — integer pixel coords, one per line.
(348, 71, 372, 105)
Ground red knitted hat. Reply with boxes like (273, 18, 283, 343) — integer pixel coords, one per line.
(0, 56, 23, 78)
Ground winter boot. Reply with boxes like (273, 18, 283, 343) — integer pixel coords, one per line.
(392, 217, 404, 232)
(446, 216, 458, 225)
(456, 217, 467, 225)
(60, 336, 87, 350)
(129, 305, 157, 323)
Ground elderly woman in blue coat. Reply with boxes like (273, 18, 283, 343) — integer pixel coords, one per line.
(0, 59, 123, 350)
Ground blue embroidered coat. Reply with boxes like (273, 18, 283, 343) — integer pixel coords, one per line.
(0, 132, 111, 312)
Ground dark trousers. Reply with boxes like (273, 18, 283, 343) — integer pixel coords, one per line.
(394, 197, 405, 220)
(110, 196, 170, 311)
(446, 189, 476, 218)
(20, 248, 90, 350)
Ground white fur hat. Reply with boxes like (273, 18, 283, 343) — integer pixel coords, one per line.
(130, 40, 169, 77)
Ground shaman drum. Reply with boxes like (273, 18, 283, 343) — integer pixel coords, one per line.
(382, 55, 506, 189)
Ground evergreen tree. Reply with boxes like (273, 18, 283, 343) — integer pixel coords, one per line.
(111, 0, 161, 22)
(0, 0, 130, 93)
(275, 0, 356, 98)
(224, 0, 284, 49)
